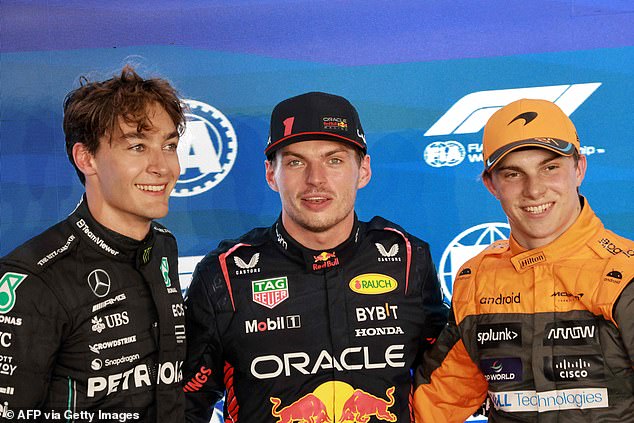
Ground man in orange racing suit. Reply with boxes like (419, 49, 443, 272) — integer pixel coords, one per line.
(413, 99, 634, 422)
(183, 92, 448, 422)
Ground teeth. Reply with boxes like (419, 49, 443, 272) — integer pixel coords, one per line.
(136, 184, 165, 192)
(524, 203, 552, 214)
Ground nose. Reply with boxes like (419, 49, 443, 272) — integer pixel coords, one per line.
(523, 174, 546, 199)
(305, 162, 326, 186)
(147, 147, 170, 177)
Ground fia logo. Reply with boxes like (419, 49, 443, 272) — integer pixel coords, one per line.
(172, 99, 238, 197)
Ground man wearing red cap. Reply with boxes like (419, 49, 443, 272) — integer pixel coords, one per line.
(184, 92, 448, 422)
(413, 99, 634, 422)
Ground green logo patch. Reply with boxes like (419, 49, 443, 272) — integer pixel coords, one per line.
(161, 257, 171, 287)
(0, 272, 27, 314)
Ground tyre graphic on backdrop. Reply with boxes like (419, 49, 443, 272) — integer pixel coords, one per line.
(172, 99, 238, 197)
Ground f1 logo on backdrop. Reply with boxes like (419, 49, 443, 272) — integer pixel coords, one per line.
(172, 100, 238, 197)
(423, 83, 604, 168)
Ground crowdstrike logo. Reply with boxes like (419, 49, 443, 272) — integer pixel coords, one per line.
(172, 100, 237, 197)
(438, 223, 510, 300)
(423, 83, 604, 167)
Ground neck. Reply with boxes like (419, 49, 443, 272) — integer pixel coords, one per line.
(282, 214, 354, 250)
(85, 192, 151, 241)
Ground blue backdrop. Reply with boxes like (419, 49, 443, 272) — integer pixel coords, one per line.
(2, 1, 634, 422)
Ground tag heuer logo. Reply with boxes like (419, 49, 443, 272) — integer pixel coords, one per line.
(0, 272, 27, 314)
(252, 277, 289, 309)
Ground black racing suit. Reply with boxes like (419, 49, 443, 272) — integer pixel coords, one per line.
(184, 215, 448, 422)
(0, 197, 186, 422)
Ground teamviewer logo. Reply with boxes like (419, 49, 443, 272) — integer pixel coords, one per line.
(423, 83, 602, 167)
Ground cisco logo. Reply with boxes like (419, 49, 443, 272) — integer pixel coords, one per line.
(172, 100, 238, 197)
(439, 223, 510, 300)
(423, 83, 604, 168)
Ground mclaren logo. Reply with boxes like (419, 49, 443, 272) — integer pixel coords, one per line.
(509, 111, 538, 126)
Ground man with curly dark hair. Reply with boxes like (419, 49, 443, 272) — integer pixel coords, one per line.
(0, 65, 187, 421)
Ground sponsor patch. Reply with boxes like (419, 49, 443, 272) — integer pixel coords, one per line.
(245, 315, 301, 334)
(0, 273, 27, 314)
(252, 277, 289, 309)
(480, 357, 522, 383)
(489, 388, 608, 412)
(322, 116, 348, 131)
(349, 274, 397, 295)
(543, 320, 598, 346)
(544, 355, 604, 382)
(476, 323, 522, 349)
(87, 269, 111, 298)
(161, 257, 171, 287)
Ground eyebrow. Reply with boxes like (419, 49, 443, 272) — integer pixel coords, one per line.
(281, 147, 349, 160)
(495, 155, 561, 173)
(120, 130, 179, 141)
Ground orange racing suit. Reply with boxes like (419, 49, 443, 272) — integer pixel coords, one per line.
(413, 198, 634, 422)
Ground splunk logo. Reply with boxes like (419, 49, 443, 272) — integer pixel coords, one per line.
(423, 83, 602, 167)
(172, 100, 237, 197)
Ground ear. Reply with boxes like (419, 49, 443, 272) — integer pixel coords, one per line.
(356, 154, 372, 189)
(482, 172, 499, 199)
(265, 159, 279, 192)
(575, 154, 587, 187)
(72, 143, 97, 178)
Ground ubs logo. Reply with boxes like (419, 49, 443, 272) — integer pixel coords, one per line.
(87, 269, 111, 298)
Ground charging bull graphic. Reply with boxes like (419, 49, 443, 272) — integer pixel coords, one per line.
(339, 386, 397, 423)
(270, 393, 332, 423)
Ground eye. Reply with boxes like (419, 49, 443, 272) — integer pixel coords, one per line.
(163, 142, 179, 152)
(328, 157, 343, 165)
(287, 159, 303, 167)
(129, 144, 145, 152)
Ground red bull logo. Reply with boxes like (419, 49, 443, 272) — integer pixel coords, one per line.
(271, 393, 332, 423)
(339, 386, 396, 423)
(271, 383, 397, 423)
(313, 252, 339, 271)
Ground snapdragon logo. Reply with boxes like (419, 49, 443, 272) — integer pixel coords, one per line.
(172, 100, 237, 197)
(423, 83, 603, 167)
(438, 223, 510, 300)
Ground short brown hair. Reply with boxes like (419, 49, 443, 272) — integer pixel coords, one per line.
(63, 65, 186, 184)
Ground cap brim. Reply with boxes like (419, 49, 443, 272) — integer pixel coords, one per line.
(485, 137, 576, 170)
(265, 131, 366, 157)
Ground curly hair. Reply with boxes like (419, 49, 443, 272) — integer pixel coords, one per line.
(63, 65, 186, 184)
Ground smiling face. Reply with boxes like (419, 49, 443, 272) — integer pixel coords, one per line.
(265, 140, 371, 249)
(483, 148, 586, 250)
(75, 103, 180, 240)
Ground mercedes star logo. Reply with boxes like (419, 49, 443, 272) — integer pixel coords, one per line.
(87, 269, 111, 298)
